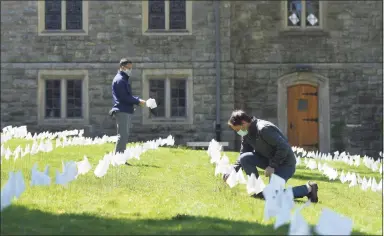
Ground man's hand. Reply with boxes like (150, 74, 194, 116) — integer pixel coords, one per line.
(139, 99, 146, 107)
(265, 166, 275, 177)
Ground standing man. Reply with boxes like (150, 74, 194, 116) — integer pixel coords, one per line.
(109, 58, 146, 155)
(224, 110, 319, 203)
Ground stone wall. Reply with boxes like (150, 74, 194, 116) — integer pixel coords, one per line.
(0, 0, 236, 149)
(230, 1, 382, 64)
(229, 1, 383, 156)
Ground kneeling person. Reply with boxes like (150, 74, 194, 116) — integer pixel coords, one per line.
(224, 110, 319, 203)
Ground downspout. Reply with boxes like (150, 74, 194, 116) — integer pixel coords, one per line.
(214, 0, 221, 142)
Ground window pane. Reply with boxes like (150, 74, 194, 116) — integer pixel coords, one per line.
(45, 0, 62, 30)
(297, 99, 308, 111)
(66, 80, 83, 118)
(287, 0, 301, 26)
(66, 0, 83, 30)
(45, 80, 61, 118)
(305, 0, 320, 26)
(149, 79, 166, 117)
(169, 0, 186, 30)
(148, 0, 165, 30)
(170, 79, 186, 117)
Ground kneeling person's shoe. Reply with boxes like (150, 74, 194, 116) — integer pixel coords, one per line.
(307, 181, 319, 203)
(251, 192, 265, 200)
(223, 173, 229, 182)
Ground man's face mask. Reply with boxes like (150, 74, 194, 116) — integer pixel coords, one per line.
(124, 68, 132, 76)
(236, 125, 248, 137)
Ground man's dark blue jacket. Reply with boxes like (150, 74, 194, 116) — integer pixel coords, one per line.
(111, 71, 140, 114)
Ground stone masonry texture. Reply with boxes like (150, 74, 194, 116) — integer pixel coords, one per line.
(0, 1, 382, 157)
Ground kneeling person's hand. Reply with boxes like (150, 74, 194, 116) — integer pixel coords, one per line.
(265, 166, 275, 177)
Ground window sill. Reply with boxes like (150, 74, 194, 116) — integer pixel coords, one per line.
(38, 29, 88, 36)
(279, 29, 329, 37)
(38, 118, 89, 126)
(143, 29, 192, 36)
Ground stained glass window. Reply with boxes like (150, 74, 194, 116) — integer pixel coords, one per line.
(305, 0, 320, 26)
(287, 0, 301, 26)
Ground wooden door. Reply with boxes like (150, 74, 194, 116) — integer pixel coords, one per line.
(287, 84, 319, 151)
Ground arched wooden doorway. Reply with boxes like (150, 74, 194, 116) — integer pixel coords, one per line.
(287, 84, 319, 151)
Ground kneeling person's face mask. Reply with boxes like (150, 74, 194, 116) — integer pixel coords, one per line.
(237, 125, 248, 137)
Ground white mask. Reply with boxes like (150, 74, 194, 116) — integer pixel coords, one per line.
(237, 129, 248, 137)
(123, 68, 132, 76)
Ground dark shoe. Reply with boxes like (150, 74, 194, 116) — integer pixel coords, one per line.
(307, 181, 319, 203)
(251, 192, 265, 200)
(125, 162, 132, 166)
(223, 173, 229, 182)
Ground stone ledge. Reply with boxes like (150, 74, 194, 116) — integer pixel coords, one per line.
(279, 29, 330, 37)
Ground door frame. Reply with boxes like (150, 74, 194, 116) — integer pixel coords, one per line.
(277, 72, 330, 153)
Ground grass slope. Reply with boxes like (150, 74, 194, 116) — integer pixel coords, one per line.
(1, 139, 382, 235)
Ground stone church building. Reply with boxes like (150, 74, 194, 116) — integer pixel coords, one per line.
(1, 0, 382, 156)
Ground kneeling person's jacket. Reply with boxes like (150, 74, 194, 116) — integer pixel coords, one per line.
(240, 117, 296, 169)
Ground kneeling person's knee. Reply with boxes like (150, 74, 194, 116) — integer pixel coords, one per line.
(238, 152, 254, 166)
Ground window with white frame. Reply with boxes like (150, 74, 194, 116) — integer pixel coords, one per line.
(142, 69, 193, 124)
(285, 0, 322, 29)
(37, 70, 89, 125)
(38, 0, 89, 36)
(142, 0, 192, 35)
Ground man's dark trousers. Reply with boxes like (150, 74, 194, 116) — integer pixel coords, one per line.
(234, 152, 309, 198)
(114, 112, 132, 154)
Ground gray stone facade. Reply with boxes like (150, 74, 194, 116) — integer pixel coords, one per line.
(1, 1, 382, 156)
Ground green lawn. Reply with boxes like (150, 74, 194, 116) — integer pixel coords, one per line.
(1, 139, 382, 235)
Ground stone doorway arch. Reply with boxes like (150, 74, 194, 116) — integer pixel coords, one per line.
(277, 72, 331, 153)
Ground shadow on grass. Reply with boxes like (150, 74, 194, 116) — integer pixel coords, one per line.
(293, 172, 332, 182)
(133, 164, 161, 169)
(1, 205, 366, 235)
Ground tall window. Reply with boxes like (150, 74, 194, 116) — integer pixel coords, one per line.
(143, 0, 192, 35)
(44, 79, 83, 119)
(38, 70, 89, 125)
(38, 0, 88, 35)
(286, 0, 321, 28)
(148, 78, 187, 118)
(45, 80, 61, 118)
(142, 69, 193, 124)
(149, 79, 166, 118)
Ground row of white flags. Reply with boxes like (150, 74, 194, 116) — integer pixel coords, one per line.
(2, 132, 381, 195)
(1, 127, 174, 211)
(2, 125, 382, 176)
(1, 98, 157, 142)
(1, 125, 84, 143)
(300, 157, 383, 194)
(292, 146, 383, 174)
(1, 135, 119, 163)
(207, 139, 354, 235)
(0, 97, 157, 142)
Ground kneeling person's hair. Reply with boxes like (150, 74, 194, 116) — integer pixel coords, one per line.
(228, 110, 252, 126)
